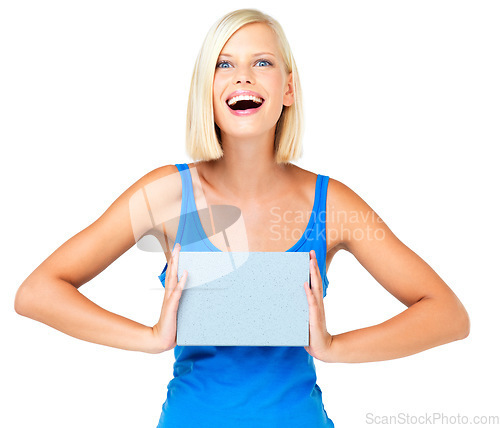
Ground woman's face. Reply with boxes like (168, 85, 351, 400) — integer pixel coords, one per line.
(213, 22, 294, 140)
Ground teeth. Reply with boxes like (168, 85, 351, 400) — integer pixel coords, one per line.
(227, 95, 263, 106)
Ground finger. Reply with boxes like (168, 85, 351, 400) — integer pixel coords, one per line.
(169, 270, 187, 307)
(315, 257, 323, 296)
(169, 244, 180, 293)
(303, 281, 319, 326)
(165, 270, 187, 318)
(167, 243, 181, 294)
(164, 272, 186, 327)
(311, 250, 321, 277)
(166, 243, 179, 280)
(309, 256, 322, 300)
(309, 250, 323, 299)
(311, 259, 326, 322)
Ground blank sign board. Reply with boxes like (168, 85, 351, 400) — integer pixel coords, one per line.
(175, 251, 310, 347)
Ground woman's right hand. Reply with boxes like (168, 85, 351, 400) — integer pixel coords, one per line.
(151, 242, 188, 353)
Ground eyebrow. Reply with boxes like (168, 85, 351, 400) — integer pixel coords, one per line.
(218, 52, 276, 58)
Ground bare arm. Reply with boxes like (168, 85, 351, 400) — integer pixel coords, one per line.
(325, 179, 470, 363)
(16, 273, 158, 353)
(14, 164, 181, 354)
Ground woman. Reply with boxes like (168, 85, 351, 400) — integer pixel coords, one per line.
(14, 8, 470, 428)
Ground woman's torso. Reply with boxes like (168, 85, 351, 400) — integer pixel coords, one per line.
(157, 161, 342, 263)
(155, 161, 338, 428)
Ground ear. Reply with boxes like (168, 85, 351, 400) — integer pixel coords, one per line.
(283, 72, 294, 107)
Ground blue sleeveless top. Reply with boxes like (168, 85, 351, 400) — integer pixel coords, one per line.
(156, 163, 334, 428)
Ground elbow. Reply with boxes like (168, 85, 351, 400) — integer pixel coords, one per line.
(456, 307, 470, 340)
(15, 271, 56, 317)
(14, 282, 31, 317)
(14, 281, 40, 318)
(451, 301, 470, 341)
(433, 294, 470, 342)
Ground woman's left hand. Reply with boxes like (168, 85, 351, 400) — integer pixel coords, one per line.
(303, 249, 333, 362)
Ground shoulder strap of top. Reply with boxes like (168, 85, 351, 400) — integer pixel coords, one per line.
(174, 163, 190, 213)
(316, 174, 330, 291)
(158, 163, 190, 285)
(317, 174, 329, 227)
(175, 163, 188, 171)
(176, 163, 198, 213)
(173, 163, 191, 244)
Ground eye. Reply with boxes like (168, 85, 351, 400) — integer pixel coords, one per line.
(256, 59, 273, 67)
(215, 59, 274, 69)
(216, 60, 231, 69)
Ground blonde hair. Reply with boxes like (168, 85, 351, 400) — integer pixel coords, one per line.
(186, 8, 304, 165)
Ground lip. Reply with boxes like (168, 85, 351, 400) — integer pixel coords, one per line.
(226, 90, 265, 102)
(226, 102, 264, 116)
(225, 90, 266, 116)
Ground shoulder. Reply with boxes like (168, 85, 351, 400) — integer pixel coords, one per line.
(285, 165, 353, 207)
(123, 164, 187, 240)
(325, 178, 378, 219)
(286, 164, 321, 193)
(138, 164, 181, 184)
(124, 163, 184, 223)
(325, 177, 360, 209)
(290, 166, 346, 202)
(324, 177, 388, 252)
(131, 164, 183, 197)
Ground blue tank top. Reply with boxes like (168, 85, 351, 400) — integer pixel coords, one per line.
(156, 163, 334, 428)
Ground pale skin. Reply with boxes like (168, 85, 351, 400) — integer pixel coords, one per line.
(14, 22, 469, 362)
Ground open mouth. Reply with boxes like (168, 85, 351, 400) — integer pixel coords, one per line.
(226, 98, 265, 111)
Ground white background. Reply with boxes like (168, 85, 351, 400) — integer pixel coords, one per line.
(2, 1, 499, 427)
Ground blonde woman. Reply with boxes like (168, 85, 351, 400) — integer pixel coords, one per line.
(14, 8, 470, 428)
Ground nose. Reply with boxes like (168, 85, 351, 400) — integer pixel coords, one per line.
(233, 66, 254, 85)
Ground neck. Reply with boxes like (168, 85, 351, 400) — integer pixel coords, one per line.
(204, 129, 292, 200)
